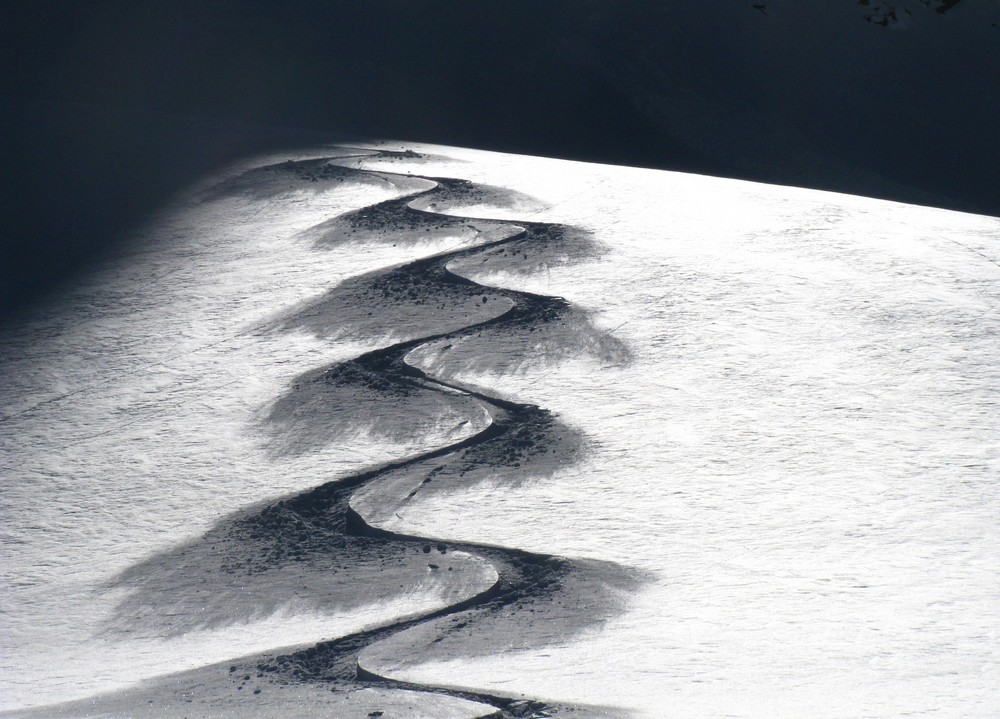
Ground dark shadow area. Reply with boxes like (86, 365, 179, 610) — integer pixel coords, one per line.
(193, 156, 400, 204)
(263, 255, 514, 343)
(451, 403, 585, 486)
(358, 551, 647, 668)
(447, 222, 609, 278)
(405, 178, 547, 216)
(102, 482, 484, 637)
(303, 200, 501, 251)
(260, 356, 488, 458)
(409, 293, 633, 378)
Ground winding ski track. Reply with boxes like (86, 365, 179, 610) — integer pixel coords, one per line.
(104, 150, 637, 718)
(255, 151, 633, 717)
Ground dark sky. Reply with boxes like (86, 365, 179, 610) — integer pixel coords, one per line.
(3, 0, 998, 321)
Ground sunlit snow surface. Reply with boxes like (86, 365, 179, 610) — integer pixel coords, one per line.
(1, 144, 999, 718)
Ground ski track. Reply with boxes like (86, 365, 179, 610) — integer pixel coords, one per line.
(97, 151, 639, 718)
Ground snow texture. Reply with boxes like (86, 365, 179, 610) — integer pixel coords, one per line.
(2, 142, 999, 718)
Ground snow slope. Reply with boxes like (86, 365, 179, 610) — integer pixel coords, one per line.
(1, 143, 998, 718)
